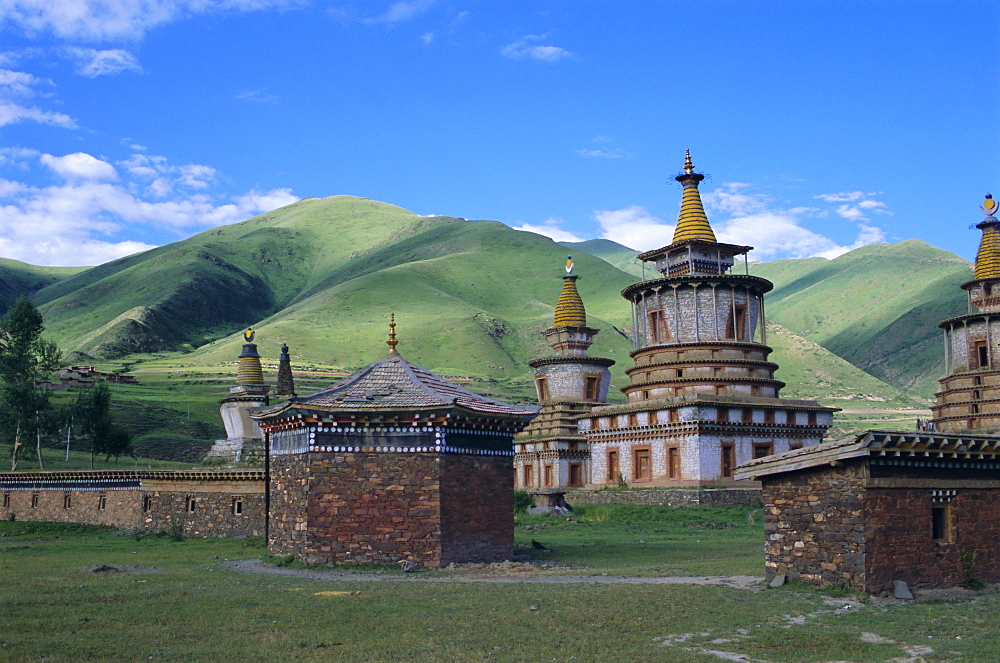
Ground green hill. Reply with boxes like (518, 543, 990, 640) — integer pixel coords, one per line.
(0, 258, 84, 314)
(750, 240, 969, 399)
(561, 239, 644, 278)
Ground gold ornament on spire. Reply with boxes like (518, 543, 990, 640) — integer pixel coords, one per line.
(387, 313, 399, 354)
(671, 150, 717, 244)
(683, 148, 695, 174)
(244, 328, 255, 342)
(981, 193, 997, 218)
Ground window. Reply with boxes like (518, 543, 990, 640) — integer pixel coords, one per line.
(742, 409, 753, 424)
(3, 493, 10, 508)
(753, 443, 773, 459)
(31, 493, 40, 508)
(763, 409, 774, 425)
(932, 505, 953, 542)
(535, 377, 549, 402)
(807, 411, 817, 426)
(97, 494, 106, 510)
(186, 496, 197, 513)
(668, 409, 679, 424)
(607, 451, 620, 483)
(568, 463, 583, 487)
(974, 341, 989, 369)
(142, 495, 152, 512)
(721, 444, 736, 478)
(628, 413, 639, 428)
(568, 441, 579, 451)
(633, 448, 651, 481)
(543, 465, 553, 486)
(584, 375, 601, 401)
(727, 305, 747, 340)
(63, 494, 72, 509)
(232, 495, 244, 516)
(647, 309, 669, 344)
(524, 464, 534, 488)
(667, 447, 680, 479)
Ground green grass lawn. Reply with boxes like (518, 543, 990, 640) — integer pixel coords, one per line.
(3, 509, 1000, 661)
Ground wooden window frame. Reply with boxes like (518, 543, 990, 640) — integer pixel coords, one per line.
(584, 375, 601, 402)
(633, 447, 652, 482)
(607, 450, 620, 483)
(721, 444, 736, 479)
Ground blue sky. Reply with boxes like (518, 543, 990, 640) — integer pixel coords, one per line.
(0, 1, 997, 266)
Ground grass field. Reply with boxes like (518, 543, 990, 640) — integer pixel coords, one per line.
(3, 506, 999, 661)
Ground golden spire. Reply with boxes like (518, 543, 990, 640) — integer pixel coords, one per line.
(387, 313, 399, 354)
(683, 148, 695, 174)
(671, 150, 716, 244)
(975, 194, 1000, 280)
(554, 273, 587, 327)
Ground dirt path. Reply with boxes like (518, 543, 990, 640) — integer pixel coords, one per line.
(223, 559, 764, 588)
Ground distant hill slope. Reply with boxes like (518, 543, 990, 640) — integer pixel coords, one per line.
(0, 258, 84, 314)
(26, 197, 638, 396)
(561, 239, 644, 278)
(6, 197, 965, 409)
(750, 240, 969, 399)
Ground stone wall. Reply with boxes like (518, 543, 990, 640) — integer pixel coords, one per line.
(270, 452, 445, 566)
(865, 485, 1000, 593)
(0, 487, 144, 529)
(0, 471, 265, 538)
(760, 464, 867, 589)
(564, 488, 761, 507)
(440, 454, 513, 564)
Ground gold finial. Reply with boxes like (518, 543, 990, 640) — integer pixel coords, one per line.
(387, 313, 398, 354)
(982, 193, 997, 218)
(683, 148, 695, 175)
(244, 328, 255, 342)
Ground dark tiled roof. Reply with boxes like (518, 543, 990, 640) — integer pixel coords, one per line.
(255, 353, 537, 418)
(734, 429, 1000, 480)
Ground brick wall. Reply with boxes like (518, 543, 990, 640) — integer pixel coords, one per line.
(865, 486, 1000, 593)
(270, 452, 445, 567)
(0, 472, 265, 538)
(440, 454, 513, 565)
(0, 488, 143, 529)
(760, 464, 867, 589)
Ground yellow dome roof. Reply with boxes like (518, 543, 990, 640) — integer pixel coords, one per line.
(671, 150, 716, 244)
(975, 222, 1000, 280)
(554, 276, 587, 327)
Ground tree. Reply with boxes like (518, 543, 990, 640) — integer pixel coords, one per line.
(75, 382, 111, 469)
(0, 297, 61, 470)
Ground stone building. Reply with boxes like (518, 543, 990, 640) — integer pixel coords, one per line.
(251, 319, 536, 567)
(581, 152, 837, 486)
(932, 194, 1000, 431)
(0, 470, 264, 538)
(514, 265, 614, 490)
(735, 430, 1000, 594)
(207, 329, 271, 463)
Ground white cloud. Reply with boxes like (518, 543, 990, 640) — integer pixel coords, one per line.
(501, 35, 572, 62)
(513, 218, 584, 243)
(64, 47, 142, 77)
(0, 150, 299, 266)
(0, 102, 75, 127)
(595, 205, 673, 251)
(593, 183, 889, 261)
(236, 87, 278, 103)
(0, 0, 304, 41)
(41, 152, 118, 181)
(364, 0, 436, 26)
(0, 66, 76, 128)
(577, 148, 621, 159)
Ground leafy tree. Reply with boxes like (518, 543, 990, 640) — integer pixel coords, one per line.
(0, 296, 61, 470)
(75, 382, 133, 467)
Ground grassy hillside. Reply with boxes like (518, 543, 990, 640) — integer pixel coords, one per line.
(751, 240, 969, 398)
(561, 239, 644, 278)
(0, 258, 84, 314)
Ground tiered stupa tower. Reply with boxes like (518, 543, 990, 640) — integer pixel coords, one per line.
(514, 262, 615, 490)
(932, 194, 1000, 431)
(208, 329, 271, 463)
(580, 152, 836, 486)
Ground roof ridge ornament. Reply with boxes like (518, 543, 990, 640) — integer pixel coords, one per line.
(683, 148, 695, 175)
(387, 313, 399, 354)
